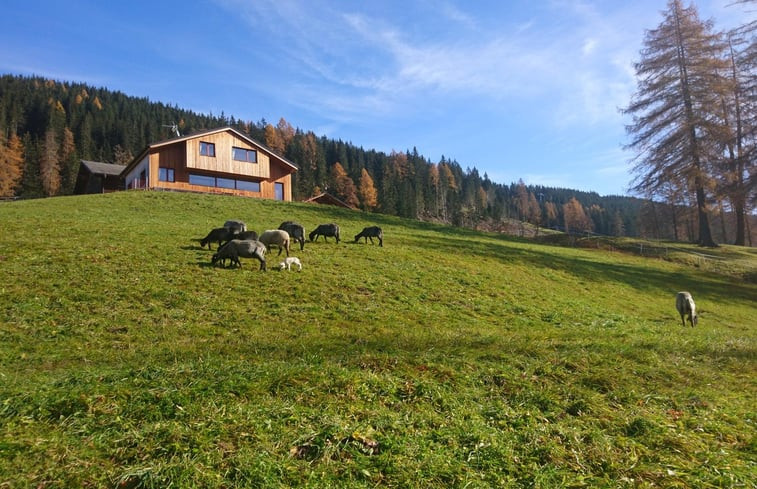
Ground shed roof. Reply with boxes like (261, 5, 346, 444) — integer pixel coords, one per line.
(303, 192, 356, 209)
(80, 160, 126, 176)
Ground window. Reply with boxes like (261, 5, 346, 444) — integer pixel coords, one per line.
(188, 174, 261, 193)
(189, 174, 215, 187)
(236, 180, 261, 192)
(274, 182, 284, 201)
(232, 147, 257, 163)
(199, 141, 215, 157)
(158, 167, 175, 182)
(216, 177, 236, 189)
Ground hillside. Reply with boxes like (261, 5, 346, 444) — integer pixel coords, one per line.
(0, 191, 755, 487)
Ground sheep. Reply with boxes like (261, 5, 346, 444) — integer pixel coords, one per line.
(279, 221, 306, 251)
(211, 239, 267, 270)
(223, 220, 247, 234)
(259, 229, 290, 256)
(200, 227, 234, 250)
(354, 226, 383, 247)
(675, 291, 698, 327)
(278, 256, 302, 271)
(309, 223, 340, 243)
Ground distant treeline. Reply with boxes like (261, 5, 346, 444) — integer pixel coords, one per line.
(0, 74, 750, 243)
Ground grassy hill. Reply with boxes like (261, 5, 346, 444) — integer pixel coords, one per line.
(1, 191, 755, 488)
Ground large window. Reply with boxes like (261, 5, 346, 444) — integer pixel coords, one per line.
(232, 147, 257, 163)
(158, 167, 175, 182)
(236, 180, 261, 192)
(189, 173, 260, 193)
(189, 174, 216, 187)
(199, 141, 216, 157)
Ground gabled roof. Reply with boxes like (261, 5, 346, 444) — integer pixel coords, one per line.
(80, 160, 126, 176)
(120, 126, 298, 176)
(303, 192, 356, 209)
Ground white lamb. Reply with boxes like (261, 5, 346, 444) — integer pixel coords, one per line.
(278, 256, 302, 271)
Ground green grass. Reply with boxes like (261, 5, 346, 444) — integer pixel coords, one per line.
(1, 191, 755, 488)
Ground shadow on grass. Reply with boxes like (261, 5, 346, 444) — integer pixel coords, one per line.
(407, 233, 755, 304)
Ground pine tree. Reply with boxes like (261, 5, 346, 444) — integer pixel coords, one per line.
(358, 168, 378, 211)
(0, 133, 24, 197)
(624, 0, 729, 247)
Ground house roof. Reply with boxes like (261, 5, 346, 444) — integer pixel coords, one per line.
(120, 126, 299, 177)
(80, 160, 126, 176)
(303, 192, 356, 209)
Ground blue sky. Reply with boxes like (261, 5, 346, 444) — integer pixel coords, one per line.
(1, 1, 753, 196)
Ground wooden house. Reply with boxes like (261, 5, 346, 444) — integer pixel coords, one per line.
(121, 127, 298, 201)
(74, 160, 125, 194)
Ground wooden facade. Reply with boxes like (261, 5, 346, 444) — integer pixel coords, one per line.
(121, 127, 297, 201)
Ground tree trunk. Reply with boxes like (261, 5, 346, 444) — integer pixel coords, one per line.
(695, 182, 717, 246)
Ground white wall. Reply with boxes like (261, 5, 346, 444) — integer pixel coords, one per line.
(123, 155, 149, 189)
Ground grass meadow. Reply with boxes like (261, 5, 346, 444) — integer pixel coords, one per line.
(0, 191, 755, 488)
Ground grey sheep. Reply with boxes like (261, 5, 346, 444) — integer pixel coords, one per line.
(354, 226, 383, 247)
(309, 223, 340, 243)
(675, 291, 698, 327)
(200, 227, 234, 250)
(279, 221, 306, 251)
(211, 239, 267, 270)
(223, 220, 247, 234)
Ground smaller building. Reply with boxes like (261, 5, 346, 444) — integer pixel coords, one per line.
(304, 191, 356, 209)
(74, 160, 125, 194)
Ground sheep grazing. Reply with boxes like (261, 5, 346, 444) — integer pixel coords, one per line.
(223, 220, 247, 234)
(309, 223, 340, 243)
(234, 230, 258, 241)
(278, 256, 302, 271)
(200, 227, 234, 250)
(675, 291, 698, 327)
(279, 221, 306, 251)
(354, 226, 383, 247)
(259, 229, 291, 256)
(212, 239, 267, 270)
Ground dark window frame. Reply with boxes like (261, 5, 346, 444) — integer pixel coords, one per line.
(232, 146, 257, 163)
(199, 141, 216, 157)
(188, 173, 261, 193)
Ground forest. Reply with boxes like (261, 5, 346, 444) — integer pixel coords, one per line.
(0, 71, 751, 245)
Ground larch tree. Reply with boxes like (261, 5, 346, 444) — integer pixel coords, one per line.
(0, 133, 24, 198)
(358, 168, 378, 211)
(563, 197, 593, 235)
(40, 128, 61, 196)
(264, 124, 285, 154)
(624, 0, 729, 247)
(59, 127, 78, 195)
(331, 162, 359, 208)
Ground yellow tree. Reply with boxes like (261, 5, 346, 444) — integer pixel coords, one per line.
(331, 162, 359, 208)
(0, 133, 25, 198)
(358, 168, 378, 211)
(40, 129, 61, 197)
(563, 197, 593, 234)
(264, 124, 285, 154)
